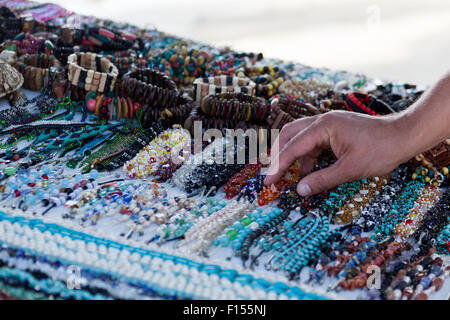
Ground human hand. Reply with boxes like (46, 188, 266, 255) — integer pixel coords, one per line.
(264, 110, 417, 196)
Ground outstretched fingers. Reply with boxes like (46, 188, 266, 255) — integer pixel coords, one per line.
(265, 121, 329, 186)
(269, 116, 317, 163)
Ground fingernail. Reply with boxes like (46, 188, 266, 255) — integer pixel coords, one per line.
(298, 183, 312, 196)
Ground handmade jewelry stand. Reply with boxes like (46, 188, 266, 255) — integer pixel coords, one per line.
(0, 0, 448, 301)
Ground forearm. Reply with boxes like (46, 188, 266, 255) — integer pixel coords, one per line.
(392, 71, 450, 161)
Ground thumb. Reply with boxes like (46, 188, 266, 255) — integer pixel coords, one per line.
(296, 160, 352, 196)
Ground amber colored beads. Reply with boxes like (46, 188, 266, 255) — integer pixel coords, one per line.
(334, 176, 389, 224)
(257, 160, 302, 206)
(395, 185, 440, 238)
(223, 161, 265, 199)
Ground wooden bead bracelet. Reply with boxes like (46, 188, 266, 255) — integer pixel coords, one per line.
(200, 92, 268, 123)
(184, 106, 269, 136)
(193, 75, 255, 103)
(121, 68, 179, 109)
(15, 53, 63, 91)
(67, 52, 119, 93)
(266, 96, 323, 130)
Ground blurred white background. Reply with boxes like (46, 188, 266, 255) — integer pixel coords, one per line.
(37, 0, 450, 86)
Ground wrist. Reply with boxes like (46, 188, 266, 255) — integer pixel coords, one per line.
(387, 111, 425, 162)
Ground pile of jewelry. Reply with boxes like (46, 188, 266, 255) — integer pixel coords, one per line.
(0, 0, 448, 300)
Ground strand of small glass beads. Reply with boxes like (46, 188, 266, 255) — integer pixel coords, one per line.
(155, 197, 227, 243)
(123, 124, 190, 179)
(278, 184, 328, 213)
(257, 160, 303, 206)
(307, 234, 371, 286)
(411, 188, 449, 250)
(395, 184, 441, 238)
(279, 78, 338, 105)
(373, 176, 426, 240)
(238, 174, 266, 203)
(172, 137, 245, 194)
(70, 180, 164, 226)
(334, 176, 389, 224)
(234, 208, 289, 262)
(353, 166, 410, 232)
(0, 164, 99, 215)
(318, 179, 364, 220)
(213, 207, 265, 249)
(223, 161, 265, 199)
(265, 212, 330, 278)
(181, 199, 254, 253)
(67, 178, 207, 243)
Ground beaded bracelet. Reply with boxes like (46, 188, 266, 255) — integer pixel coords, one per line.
(184, 106, 270, 136)
(193, 75, 256, 103)
(172, 136, 247, 194)
(15, 53, 63, 91)
(325, 236, 374, 280)
(123, 125, 190, 179)
(266, 96, 323, 130)
(317, 179, 364, 221)
(395, 185, 441, 238)
(67, 52, 119, 93)
(258, 160, 303, 206)
(412, 189, 450, 245)
(308, 235, 369, 284)
(182, 199, 253, 253)
(84, 122, 164, 172)
(334, 176, 389, 224)
(200, 92, 269, 123)
(237, 65, 286, 98)
(214, 207, 264, 249)
(156, 197, 227, 243)
(234, 208, 289, 262)
(338, 240, 407, 291)
(373, 177, 426, 240)
(223, 161, 265, 199)
(354, 165, 411, 232)
(267, 213, 330, 277)
(121, 68, 178, 108)
(105, 53, 148, 76)
(279, 78, 338, 105)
